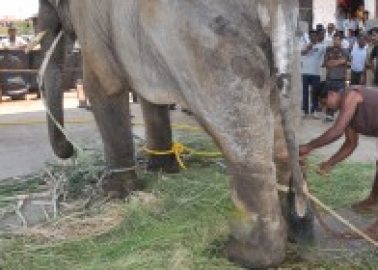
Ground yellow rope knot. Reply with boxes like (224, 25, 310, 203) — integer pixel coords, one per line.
(143, 141, 222, 170)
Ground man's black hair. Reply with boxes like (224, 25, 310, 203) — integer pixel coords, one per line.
(334, 31, 344, 39)
(316, 24, 325, 33)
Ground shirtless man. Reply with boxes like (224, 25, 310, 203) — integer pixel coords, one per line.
(300, 86, 378, 213)
(299, 85, 378, 211)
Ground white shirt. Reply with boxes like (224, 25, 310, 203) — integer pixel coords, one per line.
(335, 8, 346, 30)
(342, 39, 350, 50)
(351, 45, 368, 72)
(343, 19, 358, 31)
(300, 33, 310, 45)
(301, 42, 327, 76)
(325, 31, 335, 46)
(1, 36, 27, 49)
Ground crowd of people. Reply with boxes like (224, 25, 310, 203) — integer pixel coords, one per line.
(300, 4, 377, 122)
(300, 4, 378, 234)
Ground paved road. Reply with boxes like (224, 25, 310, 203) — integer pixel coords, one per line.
(0, 93, 376, 180)
(0, 93, 198, 180)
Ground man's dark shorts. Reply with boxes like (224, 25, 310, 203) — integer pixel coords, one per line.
(326, 79, 345, 93)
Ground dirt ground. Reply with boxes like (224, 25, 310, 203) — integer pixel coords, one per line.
(0, 92, 376, 180)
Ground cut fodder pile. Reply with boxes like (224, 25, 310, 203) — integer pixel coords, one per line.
(6, 192, 163, 242)
(1, 135, 378, 269)
(0, 151, 108, 231)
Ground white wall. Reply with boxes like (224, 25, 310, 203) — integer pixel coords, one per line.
(313, 0, 337, 28)
(365, 0, 376, 18)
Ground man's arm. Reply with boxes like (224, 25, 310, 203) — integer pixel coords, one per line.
(326, 49, 350, 68)
(317, 125, 359, 176)
(300, 91, 361, 156)
(326, 126, 359, 167)
(301, 43, 312, 55)
(326, 58, 348, 68)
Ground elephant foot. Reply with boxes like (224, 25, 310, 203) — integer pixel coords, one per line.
(100, 171, 143, 199)
(147, 154, 180, 174)
(225, 236, 285, 269)
(286, 189, 315, 245)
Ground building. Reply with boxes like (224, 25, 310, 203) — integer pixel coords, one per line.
(300, 0, 377, 29)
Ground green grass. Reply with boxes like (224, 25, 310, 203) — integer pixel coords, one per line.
(1, 139, 378, 269)
(308, 157, 375, 209)
(0, 162, 235, 270)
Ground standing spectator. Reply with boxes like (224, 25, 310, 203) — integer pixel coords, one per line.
(316, 23, 329, 46)
(341, 31, 351, 50)
(343, 12, 358, 38)
(299, 20, 310, 45)
(346, 29, 357, 50)
(356, 4, 365, 20)
(369, 30, 378, 86)
(356, 4, 365, 35)
(362, 11, 370, 31)
(1, 25, 27, 50)
(350, 35, 368, 85)
(366, 30, 378, 86)
(301, 30, 326, 118)
(325, 23, 337, 45)
(324, 32, 350, 121)
(335, 4, 346, 32)
(316, 24, 326, 44)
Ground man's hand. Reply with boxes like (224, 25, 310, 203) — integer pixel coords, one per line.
(299, 144, 312, 160)
(317, 161, 333, 176)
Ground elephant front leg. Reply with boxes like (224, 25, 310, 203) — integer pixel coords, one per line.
(84, 69, 142, 199)
(266, 1, 307, 217)
(140, 98, 179, 173)
(225, 158, 287, 268)
(194, 98, 286, 268)
(274, 116, 314, 245)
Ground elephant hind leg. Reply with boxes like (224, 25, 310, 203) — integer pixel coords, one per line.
(140, 98, 180, 174)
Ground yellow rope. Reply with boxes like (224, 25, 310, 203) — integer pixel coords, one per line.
(143, 141, 221, 169)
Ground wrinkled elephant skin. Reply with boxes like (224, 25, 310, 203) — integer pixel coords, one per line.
(38, 0, 311, 268)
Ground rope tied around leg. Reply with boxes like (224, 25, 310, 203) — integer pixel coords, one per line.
(143, 141, 222, 170)
(97, 166, 138, 185)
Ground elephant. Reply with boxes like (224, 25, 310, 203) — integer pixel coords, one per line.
(35, 0, 313, 268)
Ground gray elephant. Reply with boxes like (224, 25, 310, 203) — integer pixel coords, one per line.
(35, 0, 311, 268)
